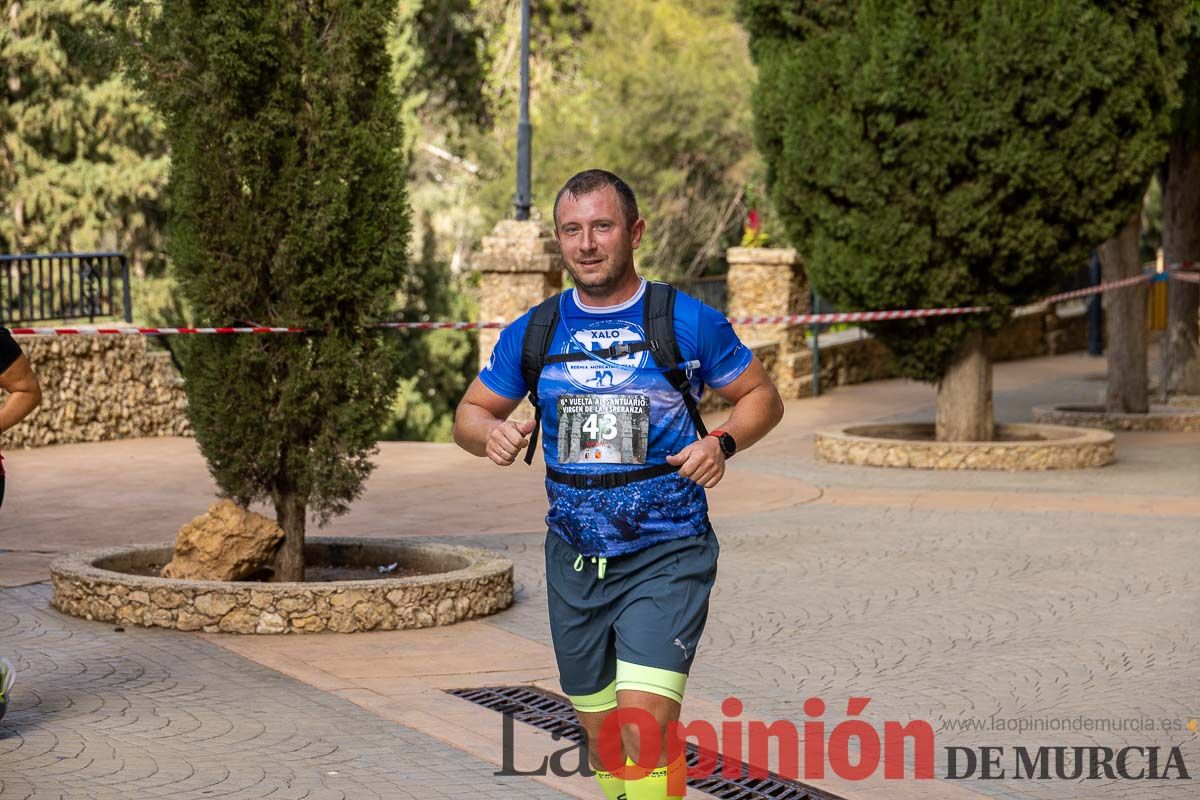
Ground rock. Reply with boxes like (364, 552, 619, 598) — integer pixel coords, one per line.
(218, 606, 259, 634)
(193, 592, 238, 618)
(176, 610, 215, 631)
(329, 590, 369, 610)
(151, 589, 186, 609)
(386, 587, 414, 607)
(276, 595, 312, 614)
(326, 611, 358, 633)
(249, 590, 274, 610)
(256, 612, 286, 634)
(88, 598, 115, 621)
(435, 597, 455, 624)
(162, 500, 284, 581)
(149, 608, 175, 627)
(352, 602, 386, 631)
(291, 614, 326, 633)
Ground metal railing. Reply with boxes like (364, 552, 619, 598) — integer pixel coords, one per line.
(676, 274, 728, 312)
(0, 252, 132, 324)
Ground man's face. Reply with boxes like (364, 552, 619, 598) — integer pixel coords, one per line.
(554, 186, 644, 294)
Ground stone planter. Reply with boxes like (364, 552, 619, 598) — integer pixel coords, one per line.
(815, 423, 1114, 470)
(1032, 404, 1200, 432)
(1165, 394, 1200, 409)
(50, 537, 514, 634)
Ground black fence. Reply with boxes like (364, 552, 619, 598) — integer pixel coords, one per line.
(0, 252, 132, 324)
(676, 275, 728, 312)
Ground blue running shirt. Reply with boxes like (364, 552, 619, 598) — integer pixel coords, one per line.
(480, 279, 752, 557)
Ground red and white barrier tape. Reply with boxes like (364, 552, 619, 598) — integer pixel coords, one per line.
(375, 321, 506, 331)
(6, 261, 1199, 336)
(726, 306, 991, 326)
(1041, 272, 1154, 304)
(7, 325, 306, 336)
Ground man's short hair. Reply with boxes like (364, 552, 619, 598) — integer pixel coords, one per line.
(553, 169, 639, 229)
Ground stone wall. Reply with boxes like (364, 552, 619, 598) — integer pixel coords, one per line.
(4, 336, 190, 448)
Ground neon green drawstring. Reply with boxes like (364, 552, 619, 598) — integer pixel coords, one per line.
(573, 554, 607, 580)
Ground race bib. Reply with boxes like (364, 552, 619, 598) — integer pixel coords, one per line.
(557, 394, 650, 465)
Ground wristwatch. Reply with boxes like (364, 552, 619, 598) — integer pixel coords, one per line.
(707, 429, 736, 459)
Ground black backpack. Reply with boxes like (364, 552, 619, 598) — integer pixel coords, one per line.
(518, 281, 708, 489)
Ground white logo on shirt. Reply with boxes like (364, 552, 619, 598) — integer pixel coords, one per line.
(561, 320, 649, 392)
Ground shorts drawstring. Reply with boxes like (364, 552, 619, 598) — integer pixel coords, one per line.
(573, 553, 607, 580)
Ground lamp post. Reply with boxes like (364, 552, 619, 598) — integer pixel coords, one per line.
(514, 0, 532, 220)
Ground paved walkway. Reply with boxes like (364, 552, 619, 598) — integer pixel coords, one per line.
(2, 350, 1198, 799)
(0, 585, 570, 800)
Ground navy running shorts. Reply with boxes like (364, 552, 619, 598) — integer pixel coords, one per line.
(544, 526, 719, 712)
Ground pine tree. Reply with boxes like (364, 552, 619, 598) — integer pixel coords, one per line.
(741, 0, 1188, 437)
(124, 0, 410, 580)
(0, 1, 168, 271)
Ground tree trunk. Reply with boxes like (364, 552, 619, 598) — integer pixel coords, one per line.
(1098, 212, 1149, 414)
(936, 328, 993, 441)
(1161, 136, 1200, 398)
(271, 489, 306, 582)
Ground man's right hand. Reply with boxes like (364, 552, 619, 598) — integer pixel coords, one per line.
(486, 419, 537, 466)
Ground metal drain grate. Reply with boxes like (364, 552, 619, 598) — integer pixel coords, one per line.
(448, 685, 848, 800)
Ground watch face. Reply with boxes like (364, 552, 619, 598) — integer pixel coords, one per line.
(719, 433, 736, 457)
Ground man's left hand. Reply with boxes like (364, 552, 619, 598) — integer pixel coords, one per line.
(666, 436, 725, 488)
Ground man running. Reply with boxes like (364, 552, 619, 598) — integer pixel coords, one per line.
(0, 326, 43, 722)
(454, 169, 783, 799)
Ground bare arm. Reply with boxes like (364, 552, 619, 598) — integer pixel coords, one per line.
(706, 355, 785, 451)
(452, 377, 535, 465)
(0, 355, 42, 434)
(666, 355, 784, 487)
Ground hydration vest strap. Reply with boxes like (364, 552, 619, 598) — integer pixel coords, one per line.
(520, 294, 562, 466)
(643, 283, 708, 438)
(524, 405, 542, 465)
(546, 463, 678, 489)
(544, 340, 655, 364)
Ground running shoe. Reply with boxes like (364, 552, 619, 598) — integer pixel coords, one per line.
(0, 657, 14, 722)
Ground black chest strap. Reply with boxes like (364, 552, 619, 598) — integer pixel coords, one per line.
(546, 462, 678, 489)
(544, 340, 655, 364)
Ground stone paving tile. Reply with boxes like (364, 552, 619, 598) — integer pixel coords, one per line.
(0, 585, 569, 800)
(464, 499, 1200, 800)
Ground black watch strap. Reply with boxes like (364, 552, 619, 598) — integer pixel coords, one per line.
(708, 429, 736, 459)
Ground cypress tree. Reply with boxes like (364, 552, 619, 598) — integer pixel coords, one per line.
(125, 1, 409, 580)
(741, 0, 1187, 437)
